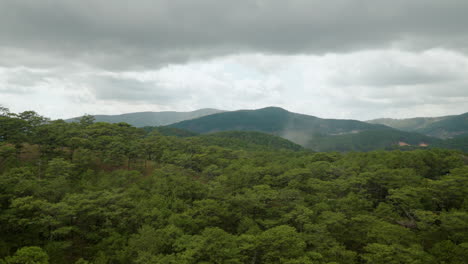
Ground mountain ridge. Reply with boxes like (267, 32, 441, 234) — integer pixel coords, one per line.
(66, 108, 224, 127)
(66, 106, 467, 151)
(168, 107, 425, 150)
(367, 112, 468, 138)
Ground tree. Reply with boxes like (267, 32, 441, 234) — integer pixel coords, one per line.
(0, 106, 10, 117)
(257, 225, 307, 263)
(175, 227, 241, 264)
(4, 246, 49, 264)
(362, 243, 434, 264)
(78, 115, 95, 127)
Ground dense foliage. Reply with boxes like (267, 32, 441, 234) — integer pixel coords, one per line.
(1, 108, 468, 263)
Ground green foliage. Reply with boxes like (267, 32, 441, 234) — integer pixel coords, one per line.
(4, 246, 49, 264)
(143, 126, 199, 137)
(0, 109, 467, 263)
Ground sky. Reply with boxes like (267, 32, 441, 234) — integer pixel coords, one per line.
(0, 0, 467, 120)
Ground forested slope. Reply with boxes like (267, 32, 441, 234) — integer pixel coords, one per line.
(1, 109, 468, 264)
(169, 107, 387, 135)
(307, 129, 441, 152)
(367, 116, 451, 132)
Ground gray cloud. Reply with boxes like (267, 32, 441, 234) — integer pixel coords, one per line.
(89, 76, 187, 104)
(0, 1, 467, 120)
(1, 0, 468, 69)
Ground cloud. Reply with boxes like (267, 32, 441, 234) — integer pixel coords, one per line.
(329, 49, 468, 87)
(0, 1, 467, 120)
(1, 48, 466, 120)
(1, 0, 468, 69)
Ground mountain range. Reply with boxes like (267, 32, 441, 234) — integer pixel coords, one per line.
(66, 107, 468, 152)
(368, 112, 468, 139)
(67, 108, 224, 127)
(168, 107, 446, 151)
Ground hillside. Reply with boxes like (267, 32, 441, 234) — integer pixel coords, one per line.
(308, 129, 441, 152)
(416, 112, 468, 138)
(142, 126, 199, 137)
(169, 107, 390, 144)
(168, 107, 442, 151)
(67, 108, 224, 127)
(367, 116, 451, 132)
(368, 112, 468, 139)
(194, 131, 304, 151)
(432, 134, 468, 152)
(1, 109, 468, 263)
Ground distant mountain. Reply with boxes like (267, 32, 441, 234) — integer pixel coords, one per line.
(416, 112, 468, 139)
(168, 107, 436, 151)
(308, 129, 441, 152)
(368, 112, 468, 139)
(69, 106, 467, 152)
(194, 131, 304, 151)
(432, 134, 468, 152)
(367, 116, 451, 132)
(67, 108, 224, 127)
(169, 107, 389, 144)
(142, 126, 199, 137)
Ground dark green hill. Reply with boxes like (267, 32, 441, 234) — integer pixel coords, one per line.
(368, 112, 468, 139)
(367, 116, 451, 132)
(416, 112, 468, 139)
(308, 129, 441, 152)
(194, 131, 304, 151)
(168, 107, 455, 151)
(67, 108, 224, 127)
(169, 107, 390, 145)
(432, 134, 468, 152)
(142, 126, 199, 137)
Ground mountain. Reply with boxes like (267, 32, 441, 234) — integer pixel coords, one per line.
(194, 131, 304, 151)
(142, 126, 199, 137)
(367, 116, 451, 132)
(168, 107, 435, 151)
(416, 112, 468, 138)
(432, 134, 468, 152)
(67, 108, 224, 127)
(308, 129, 441, 152)
(169, 107, 389, 144)
(368, 112, 468, 139)
(69, 106, 467, 152)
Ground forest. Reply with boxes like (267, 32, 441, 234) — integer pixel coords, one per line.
(1, 108, 468, 263)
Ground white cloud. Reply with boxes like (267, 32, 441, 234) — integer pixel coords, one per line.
(1, 48, 467, 120)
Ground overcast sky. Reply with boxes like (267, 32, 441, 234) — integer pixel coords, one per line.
(1, 0, 467, 120)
